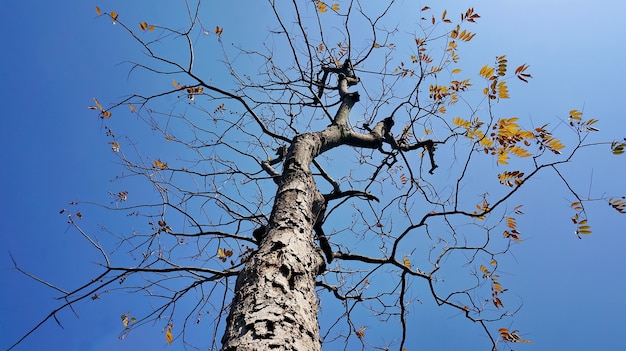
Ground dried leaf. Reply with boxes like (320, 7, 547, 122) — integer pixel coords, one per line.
(153, 159, 168, 170)
(165, 324, 173, 345)
(402, 256, 411, 269)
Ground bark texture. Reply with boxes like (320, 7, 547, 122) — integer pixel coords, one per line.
(221, 133, 328, 351)
(221, 73, 365, 351)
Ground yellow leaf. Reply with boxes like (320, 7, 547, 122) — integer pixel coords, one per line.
(121, 313, 129, 327)
(139, 22, 148, 31)
(497, 148, 509, 165)
(569, 109, 583, 121)
(452, 117, 471, 129)
(479, 264, 490, 278)
(403, 256, 411, 269)
(165, 324, 173, 345)
(571, 201, 583, 211)
(153, 159, 168, 170)
(95, 6, 102, 15)
(331, 3, 339, 11)
(93, 98, 103, 111)
(110, 10, 118, 22)
(317, 2, 328, 12)
(215, 26, 223, 36)
(611, 141, 626, 155)
(101, 110, 112, 118)
(129, 104, 137, 113)
(577, 224, 592, 235)
(609, 198, 626, 214)
(458, 29, 476, 42)
(509, 146, 531, 158)
(148, 25, 155, 31)
(497, 81, 509, 99)
(451, 68, 462, 74)
(450, 25, 459, 39)
(479, 65, 495, 79)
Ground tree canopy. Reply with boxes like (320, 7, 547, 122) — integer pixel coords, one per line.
(6, 1, 625, 351)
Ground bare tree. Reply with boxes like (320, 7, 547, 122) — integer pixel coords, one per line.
(10, 1, 625, 351)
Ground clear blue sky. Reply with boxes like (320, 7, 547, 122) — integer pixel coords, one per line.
(1, 1, 625, 350)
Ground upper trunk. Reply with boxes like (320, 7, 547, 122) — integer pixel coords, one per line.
(221, 70, 366, 351)
(221, 132, 328, 351)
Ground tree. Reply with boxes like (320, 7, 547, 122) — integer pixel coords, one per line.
(10, 1, 625, 350)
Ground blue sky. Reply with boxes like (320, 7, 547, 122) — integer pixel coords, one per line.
(1, 1, 625, 350)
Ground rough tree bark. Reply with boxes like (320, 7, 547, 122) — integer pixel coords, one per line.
(220, 130, 327, 350)
(221, 63, 389, 351)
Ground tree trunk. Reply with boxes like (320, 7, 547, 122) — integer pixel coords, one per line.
(221, 132, 328, 351)
(221, 68, 366, 350)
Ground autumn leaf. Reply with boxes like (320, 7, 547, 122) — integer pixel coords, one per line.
(115, 191, 128, 202)
(92, 97, 103, 111)
(139, 22, 156, 32)
(402, 256, 411, 269)
(218, 248, 234, 262)
(165, 324, 173, 345)
(95, 6, 102, 15)
(569, 109, 583, 121)
(571, 201, 583, 211)
(499, 328, 532, 344)
(331, 3, 339, 11)
(496, 55, 507, 76)
(153, 159, 168, 170)
(355, 326, 366, 339)
(120, 313, 135, 327)
(497, 81, 509, 99)
(479, 65, 495, 79)
(514, 64, 532, 82)
(609, 197, 626, 214)
(109, 141, 120, 152)
(479, 264, 490, 278)
(399, 173, 407, 185)
(90, 97, 112, 118)
(215, 26, 223, 36)
(110, 10, 118, 24)
(611, 139, 626, 155)
(493, 297, 503, 308)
